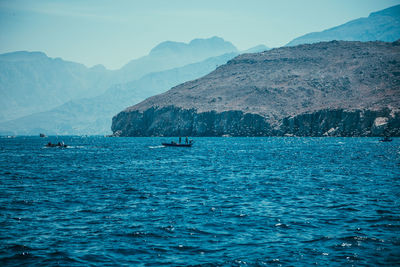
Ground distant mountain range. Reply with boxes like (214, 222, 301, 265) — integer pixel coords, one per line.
(0, 37, 238, 124)
(0, 38, 269, 135)
(0, 52, 112, 122)
(1, 4, 400, 136)
(112, 40, 400, 137)
(286, 4, 400, 46)
(0, 52, 239, 135)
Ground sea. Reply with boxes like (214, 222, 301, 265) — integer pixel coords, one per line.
(0, 136, 399, 266)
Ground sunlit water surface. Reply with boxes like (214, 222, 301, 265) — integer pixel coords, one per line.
(0, 137, 399, 266)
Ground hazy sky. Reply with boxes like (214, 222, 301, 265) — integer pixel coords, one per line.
(1, 0, 399, 69)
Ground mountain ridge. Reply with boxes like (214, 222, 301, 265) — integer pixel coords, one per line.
(117, 36, 238, 82)
(286, 4, 400, 46)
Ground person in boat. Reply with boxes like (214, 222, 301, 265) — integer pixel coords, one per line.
(179, 137, 182, 144)
(47, 142, 52, 146)
(185, 136, 188, 144)
(381, 136, 392, 142)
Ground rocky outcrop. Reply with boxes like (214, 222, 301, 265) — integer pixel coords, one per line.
(280, 108, 400, 137)
(112, 40, 400, 137)
(112, 106, 273, 137)
(112, 106, 400, 137)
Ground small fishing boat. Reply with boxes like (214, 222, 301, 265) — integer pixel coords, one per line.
(46, 142, 67, 148)
(162, 141, 193, 147)
(379, 136, 393, 142)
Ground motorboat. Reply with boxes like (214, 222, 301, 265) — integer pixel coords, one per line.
(379, 136, 393, 142)
(162, 141, 193, 147)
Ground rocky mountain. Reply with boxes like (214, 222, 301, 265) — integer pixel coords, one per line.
(115, 36, 238, 82)
(286, 4, 400, 46)
(0, 52, 239, 135)
(0, 51, 112, 122)
(112, 40, 400, 137)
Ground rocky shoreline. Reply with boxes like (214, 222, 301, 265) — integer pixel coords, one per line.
(111, 106, 399, 137)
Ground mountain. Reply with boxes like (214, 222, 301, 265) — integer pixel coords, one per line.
(0, 36, 239, 128)
(115, 36, 238, 82)
(0, 37, 266, 135)
(0, 51, 112, 122)
(0, 53, 238, 135)
(111, 40, 400, 137)
(286, 5, 400, 46)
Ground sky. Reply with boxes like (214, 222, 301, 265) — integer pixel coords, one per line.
(1, 0, 399, 69)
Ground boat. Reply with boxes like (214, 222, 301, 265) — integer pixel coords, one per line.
(379, 136, 393, 142)
(162, 142, 193, 147)
(39, 133, 47, 137)
(46, 142, 67, 148)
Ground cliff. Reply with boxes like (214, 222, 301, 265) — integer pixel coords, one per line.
(112, 40, 400, 137)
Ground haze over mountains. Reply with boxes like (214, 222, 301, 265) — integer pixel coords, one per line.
(0, 37, 237, 123)
(117, 36, 238, 82)
(0, 52, 111, 122)
(1, 5, 400, 136)
(286, 4, 400, 46)
(0, 52, 239, 135)
(0, 37, 267, 135)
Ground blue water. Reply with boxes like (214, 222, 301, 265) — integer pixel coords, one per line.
(0, 137, 399, 266)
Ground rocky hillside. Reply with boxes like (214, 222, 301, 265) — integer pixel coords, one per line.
(112, 40, 400, 137)
(286, 4, 400, 46)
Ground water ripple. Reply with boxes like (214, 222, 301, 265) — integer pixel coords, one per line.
(0, 137, 399, 266)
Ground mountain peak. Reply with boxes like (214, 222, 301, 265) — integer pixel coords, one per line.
(0, 51, 49, 61)
(119, 36, 238, 82)
(149, 36, 237, 55)
(189, 36, 227, 46)
(149, 41, 187, 54)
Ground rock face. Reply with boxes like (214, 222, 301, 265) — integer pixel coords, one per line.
(112, 107, 272, 137)
(280, 109, 400, 137)
(112, 40, 400, 137)
(112, 107, 400, 137)
(286, 4, 400, 46)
